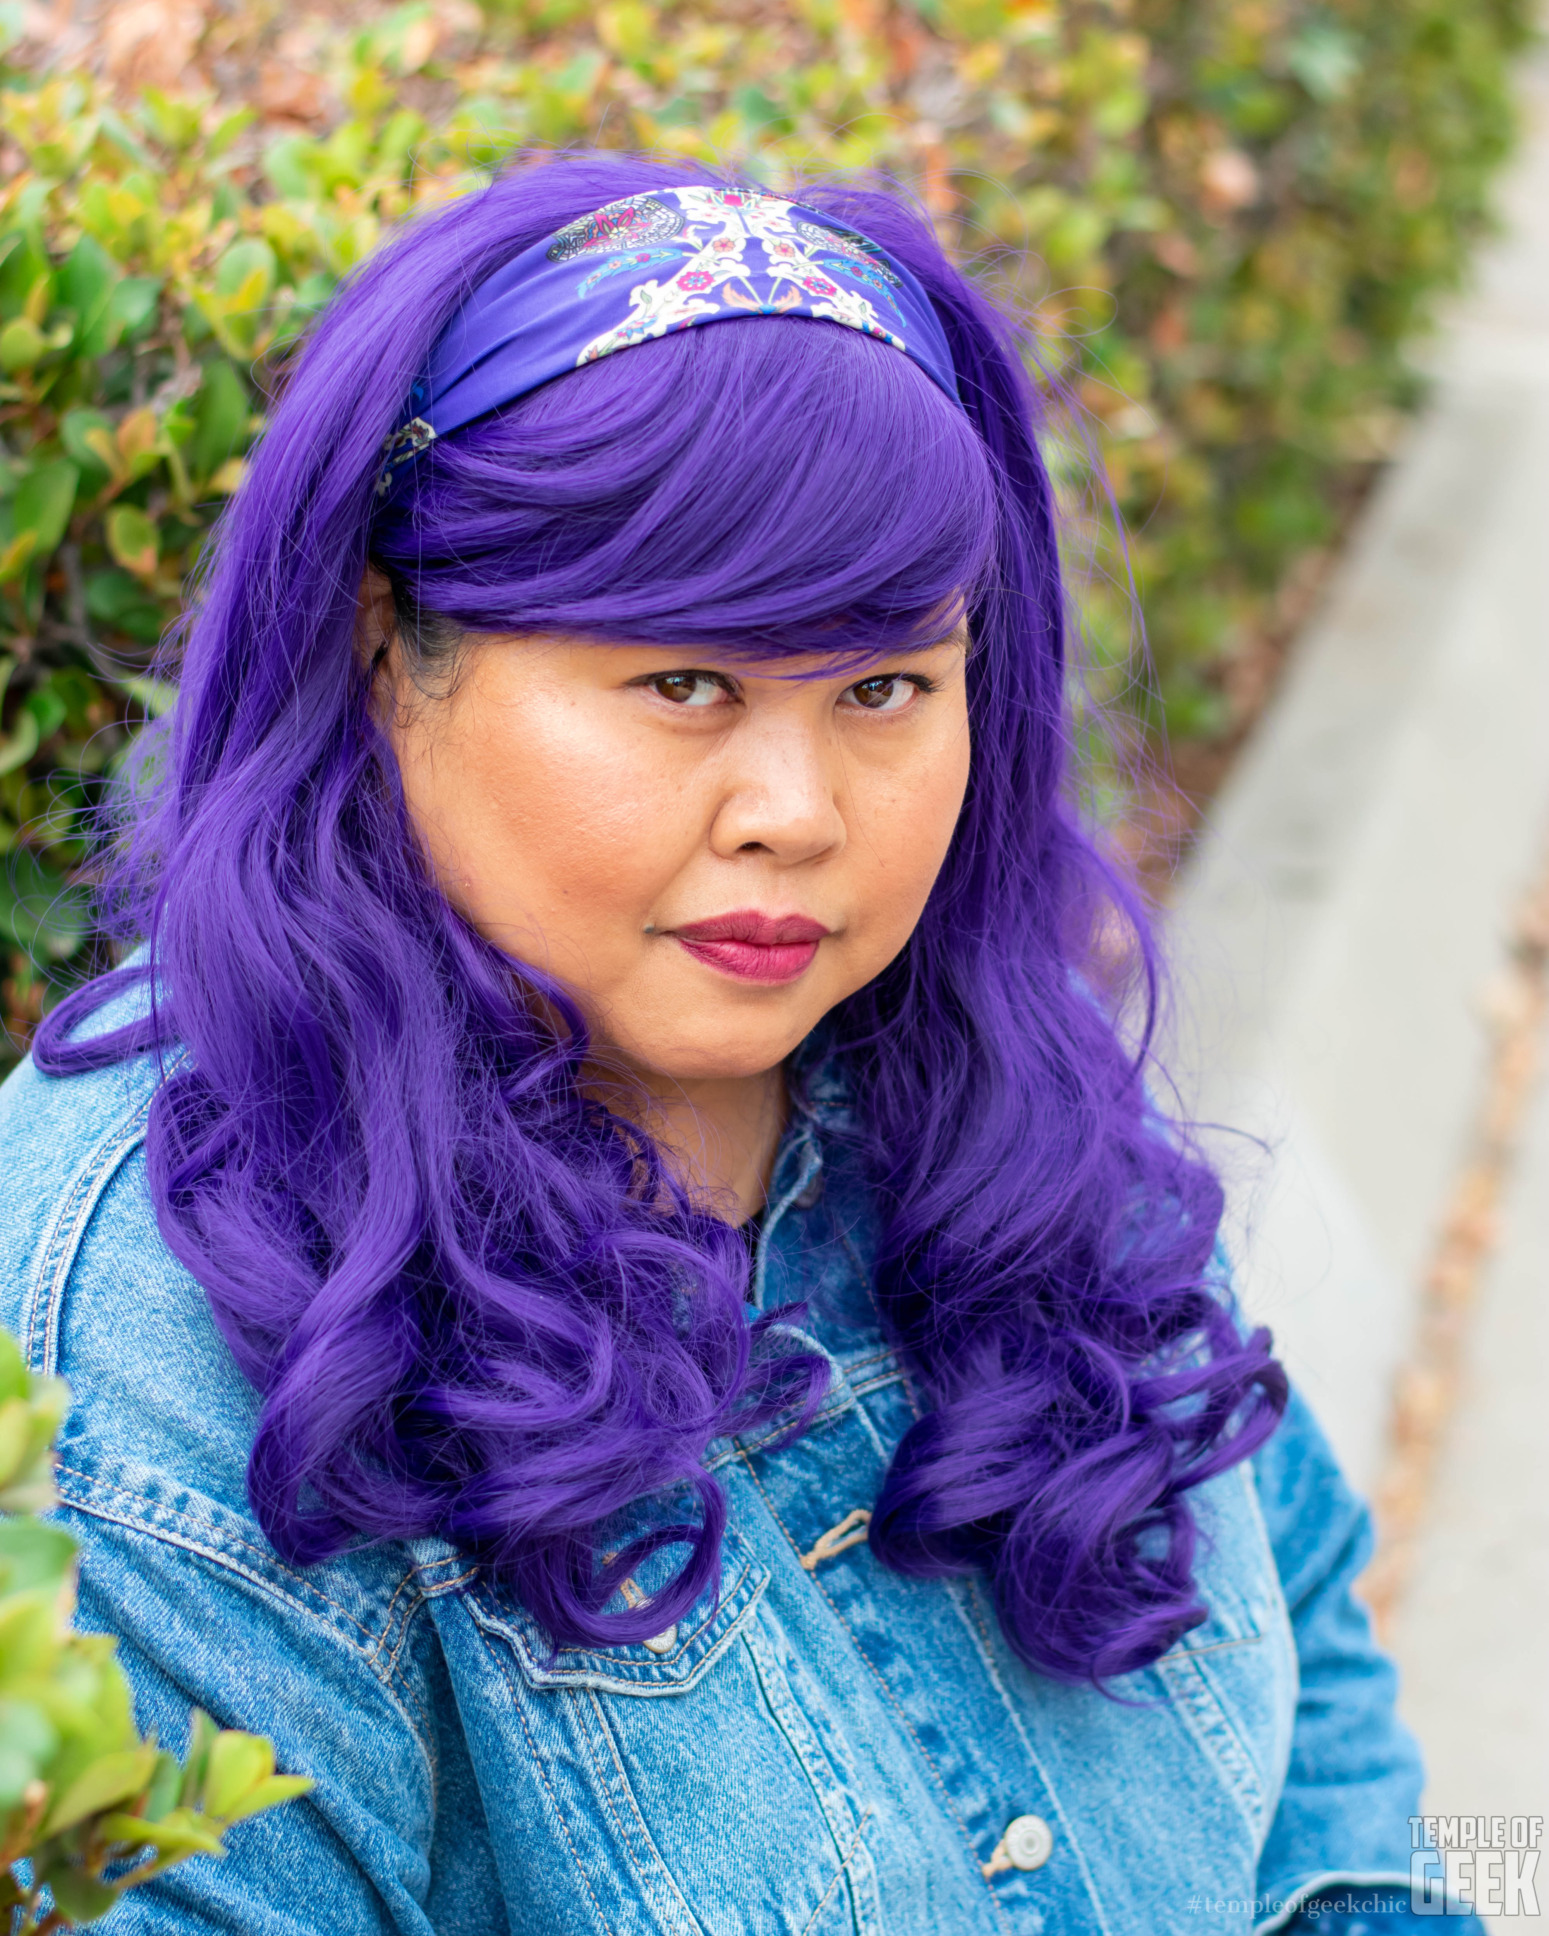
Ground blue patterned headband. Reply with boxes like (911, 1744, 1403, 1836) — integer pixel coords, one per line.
(376, 184, 960, 497)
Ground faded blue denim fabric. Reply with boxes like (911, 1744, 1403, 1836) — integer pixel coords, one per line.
(0, 990, 1434, 1935)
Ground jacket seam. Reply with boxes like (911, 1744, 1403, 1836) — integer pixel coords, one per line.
(1157, 1645, 1266, 1836)
(56, 1461, 387, 1655)
(382, 1566, 478, 1681)
(477, 1626, 618, 1936)
(23, 1098, 155, 1377)
(1251, 1870, 1415, 1936)
(472, 1550, 759, 1686)
(735, 1445, 1016, 1936)
(56, 1485, 438, 1785)
(580, 1690, 706, 1936)
(847, 1368, 905, 1399)
(741, 1621, 878, 1933)
(1168, 1632, 1263, 1659)
(800, 1809, 873, 1936)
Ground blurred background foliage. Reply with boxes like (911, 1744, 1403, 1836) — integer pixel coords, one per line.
(0, 0, 1533, 1061)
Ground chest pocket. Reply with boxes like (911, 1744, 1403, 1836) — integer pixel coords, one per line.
(460, 1526, 874, 1936)
(464, 1523, 770, 1696)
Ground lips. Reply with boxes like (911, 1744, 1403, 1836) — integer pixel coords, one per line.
(669, 910, 831, 985)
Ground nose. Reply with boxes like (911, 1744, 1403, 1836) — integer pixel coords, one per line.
(707, 709, 847, 866)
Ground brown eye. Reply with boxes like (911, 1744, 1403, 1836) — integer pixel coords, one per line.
(842, 675, 917, 713)
(647, 673, 725, 707)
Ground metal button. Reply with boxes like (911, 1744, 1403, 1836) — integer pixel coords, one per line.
(642, 1625, 677, 1655)
(1003, 1814, 1054, 1871)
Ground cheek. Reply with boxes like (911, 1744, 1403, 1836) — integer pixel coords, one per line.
(393, 682, 696, 946)
(847, 721, 972, 946)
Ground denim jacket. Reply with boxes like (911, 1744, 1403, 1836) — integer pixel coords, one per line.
(0, 992, 1430, 1936)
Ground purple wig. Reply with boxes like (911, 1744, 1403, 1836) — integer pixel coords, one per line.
(37, 155, 1285, 1685)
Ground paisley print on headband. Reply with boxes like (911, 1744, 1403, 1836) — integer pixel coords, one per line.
(576, 247, 690, 298)
(576, 185, 909, 367)
(794, 217, 901, 282)
(546, 194, 687, 263)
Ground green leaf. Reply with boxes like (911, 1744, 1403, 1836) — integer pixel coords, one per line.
(1288, 22, 1362, 103)
(207, 106, 257, 161)
(98, 1803, 227, 1857)
(0, 705, 39, 773)
(139, 1748, 181, 1823)
(41, 1742, 159, 1835)
(223, 1770, 314, 1823)
(213, 237, 277, 305)
(0, 1590, 60, 1685)
(0, 1467, 61, 1516)
(85, 569, 165, 644)
(262, 134, 317, 202)
(0, 848, 89, 962)
(192, 361, 250, 480)
(0, 1521, 75, 1597)
(176, 1711, 217, 1810)
(200, 1729, 272, 1819)
(57, 234, 119, 359)
(119, 675, 177, 717)
(107, 276, 162, 340)
(0, 315, 46, 374)
(0, 232, 47, 322)
(34, 668, 96, 737)
(138, 87, 204, 151)
(25, 684, 68, 744)
(0, 1740, 42, 1811)
(290, 271, 336, 316)
(40, 1863, 122, 1925)
(11, 460, 79, 561)
(0, 1329, 26, 1403)
(105, 503, 159, 579)
(0, 1699, 56, 1807)
(60, 408, 118, 482)
(0, 1394, 30, 1485)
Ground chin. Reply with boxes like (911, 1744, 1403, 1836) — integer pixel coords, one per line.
(639, 1022, 812, 1086)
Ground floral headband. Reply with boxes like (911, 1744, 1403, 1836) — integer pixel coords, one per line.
(375, 183, 961, 498)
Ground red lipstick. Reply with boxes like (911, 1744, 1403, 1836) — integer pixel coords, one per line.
(670, 910, 830, 984)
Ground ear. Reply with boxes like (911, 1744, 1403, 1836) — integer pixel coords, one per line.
(356, 565, 399, 676)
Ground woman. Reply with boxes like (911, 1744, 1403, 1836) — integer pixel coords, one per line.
(1, 159, 1442, 1932)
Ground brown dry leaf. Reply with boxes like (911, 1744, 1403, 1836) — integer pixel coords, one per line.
(1149, 303, 1189, 354)
(1198, 148, 1259, 216)
(101, 0, 208, 92)
(1151, 232, 1200, 278)
(258, 58, 331, 125)
(1395, 1365, 1449, 1432)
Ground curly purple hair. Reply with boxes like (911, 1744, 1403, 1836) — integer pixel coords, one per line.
(36, 154, 1285, 1685)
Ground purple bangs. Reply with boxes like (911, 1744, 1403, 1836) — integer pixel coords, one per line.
(35, 154, 1285, 1687)
(370, 312, 996, 662)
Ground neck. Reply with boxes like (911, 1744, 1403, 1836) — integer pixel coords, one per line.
(587, 1060, 788, 1225)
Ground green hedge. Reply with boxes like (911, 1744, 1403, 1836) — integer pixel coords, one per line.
(0, 0, 1532, 1059)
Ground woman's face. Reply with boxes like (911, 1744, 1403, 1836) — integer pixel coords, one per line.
(379, 618, 972, 1087)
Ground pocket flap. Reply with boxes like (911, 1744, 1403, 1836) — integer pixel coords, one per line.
(468, 1526, 770, 1696)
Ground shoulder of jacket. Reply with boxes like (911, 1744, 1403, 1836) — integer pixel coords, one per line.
(0, 993, 172, 1350)
(2, 992, 449, 1711)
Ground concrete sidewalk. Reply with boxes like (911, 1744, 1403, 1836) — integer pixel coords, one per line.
(1166, 39, 1549, 1912)
(1389, 1018, 1549, 1919)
